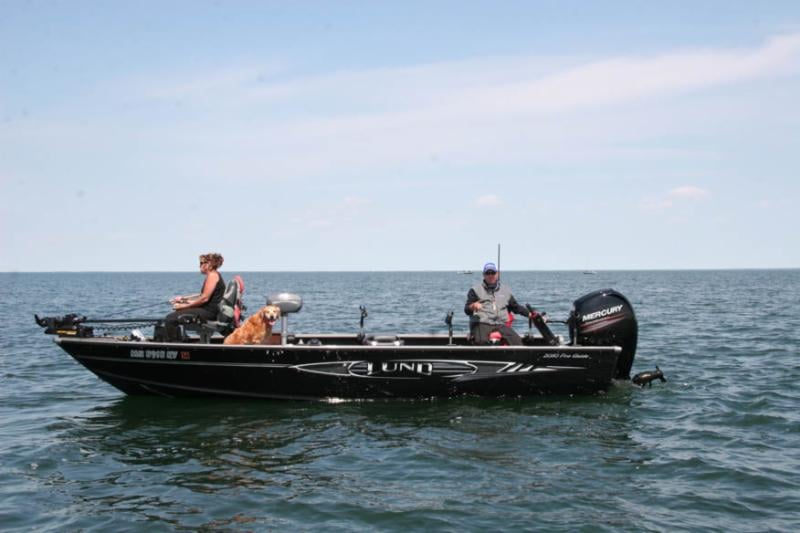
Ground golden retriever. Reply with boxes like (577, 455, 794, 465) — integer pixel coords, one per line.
(223, 305, 281, 345)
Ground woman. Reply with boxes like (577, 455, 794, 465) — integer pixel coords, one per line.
(163, 253, 226, 341)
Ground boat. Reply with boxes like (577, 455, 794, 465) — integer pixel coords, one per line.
(35, 288, 638, 401)
(457, 270, 474, 274)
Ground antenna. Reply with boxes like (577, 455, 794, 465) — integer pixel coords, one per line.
(497, 243, 501, 279)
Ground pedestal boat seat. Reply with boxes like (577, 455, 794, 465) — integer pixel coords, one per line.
(266, 292, 303, 345)
(181, 275, 246, 343)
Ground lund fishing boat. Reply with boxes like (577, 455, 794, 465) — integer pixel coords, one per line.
(35, 287, 638, 401)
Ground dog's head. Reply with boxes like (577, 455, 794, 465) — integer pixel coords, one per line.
(259, 305, 281, 326)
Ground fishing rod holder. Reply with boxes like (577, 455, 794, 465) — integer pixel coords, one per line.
(358, 305, 368, 340)
(445, 310, 454, 345)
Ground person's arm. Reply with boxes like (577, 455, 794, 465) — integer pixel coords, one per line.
(173, 273, 219, 310)
(465, 288, 480, 315)
(508, 294, 543, 319)
(170, 293, 201, 304)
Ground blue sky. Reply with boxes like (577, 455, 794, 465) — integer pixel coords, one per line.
(2, 1, 799, 271)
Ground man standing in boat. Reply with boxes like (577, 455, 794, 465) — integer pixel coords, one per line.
(464, 262, 542, 345)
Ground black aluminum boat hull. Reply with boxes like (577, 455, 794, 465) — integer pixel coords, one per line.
(55, 335, 622, 400)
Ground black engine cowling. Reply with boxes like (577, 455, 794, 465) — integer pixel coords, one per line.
(569, 289, 638, 380)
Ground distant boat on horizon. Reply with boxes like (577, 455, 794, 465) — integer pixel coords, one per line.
(583, 270, 597, 275)
(457, 270, 474, 274)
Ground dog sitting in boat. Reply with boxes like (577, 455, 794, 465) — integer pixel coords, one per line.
(223, 305, 281, 345)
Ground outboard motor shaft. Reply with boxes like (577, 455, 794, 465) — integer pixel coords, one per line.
(569, 288, 638, 379)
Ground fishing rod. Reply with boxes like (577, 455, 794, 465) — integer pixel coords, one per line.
(34, 312, 161, 338)
(34, 314, 161, 326)
(105, 300, 170, 318)
(496, 244, 569, 329)
(81, 318, 162, 323)
(497, 243, 501, 280)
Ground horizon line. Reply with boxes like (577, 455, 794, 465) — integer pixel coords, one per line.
(2, 267, 798, 274)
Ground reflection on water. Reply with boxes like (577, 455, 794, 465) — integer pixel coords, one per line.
(44, 391, 650, 530)
(5, 270, 799, 531)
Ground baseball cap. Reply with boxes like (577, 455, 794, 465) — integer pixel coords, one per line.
(483, 262, 498, 273)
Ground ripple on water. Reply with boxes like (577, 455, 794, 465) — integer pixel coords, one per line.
(2, 271, 800, 531)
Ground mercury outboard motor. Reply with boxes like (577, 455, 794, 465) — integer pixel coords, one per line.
(569, 289, 638, 380)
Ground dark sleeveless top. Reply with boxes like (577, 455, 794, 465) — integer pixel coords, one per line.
(200, 274, 225, 312)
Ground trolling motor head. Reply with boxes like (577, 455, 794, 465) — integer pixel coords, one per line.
(569, 289, 638, 380)
(34, 314, 93, 337)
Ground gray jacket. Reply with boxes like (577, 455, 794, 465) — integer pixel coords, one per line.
(465, 281, 529, 326)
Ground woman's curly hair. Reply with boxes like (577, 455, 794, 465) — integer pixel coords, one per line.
(200, 253, 224, 270)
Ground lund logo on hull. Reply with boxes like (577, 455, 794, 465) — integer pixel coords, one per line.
(292, 360, 478, 379)
(350, 361, 434, 377)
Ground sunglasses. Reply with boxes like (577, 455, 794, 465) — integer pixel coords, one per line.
(200, 261, 208, 266)
(484, 270, 497, 275)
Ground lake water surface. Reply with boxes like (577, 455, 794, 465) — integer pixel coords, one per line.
(1, 270, 798, 531)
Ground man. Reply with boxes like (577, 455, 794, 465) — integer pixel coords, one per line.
(464, 262, 542, 345)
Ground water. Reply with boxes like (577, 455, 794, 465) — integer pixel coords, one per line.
(1, 270, 799, 531)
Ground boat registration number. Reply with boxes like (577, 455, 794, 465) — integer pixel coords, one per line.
(130, 349, 179, 360)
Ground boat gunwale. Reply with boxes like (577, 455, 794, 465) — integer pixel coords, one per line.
(54, 336, 622, 353)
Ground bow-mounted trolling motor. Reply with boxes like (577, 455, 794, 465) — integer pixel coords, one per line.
(568, 288, 638, 379)
(34, 314, 93, 337)
(35, 313, 163, 339)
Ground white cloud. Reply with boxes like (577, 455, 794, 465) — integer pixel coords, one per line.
(134, 64, 285, 101)
(638, 197, 674, 212)
(6, 33, 800, 186)
(640, 185, 710, 212)
(342, 196, 370, 207)
(126, 33, 800, 120)
(294, 196, 372, 230)
(668, 186, 709, 200)
(475, 194, 502, 207)
(4, 32, 800, 271)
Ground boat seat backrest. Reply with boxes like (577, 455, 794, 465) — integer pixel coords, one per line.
(217, 275, 246, 328)
(181, 275, 246, 343)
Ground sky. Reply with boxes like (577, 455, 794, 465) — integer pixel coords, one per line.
(1, 1, 799, 271)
